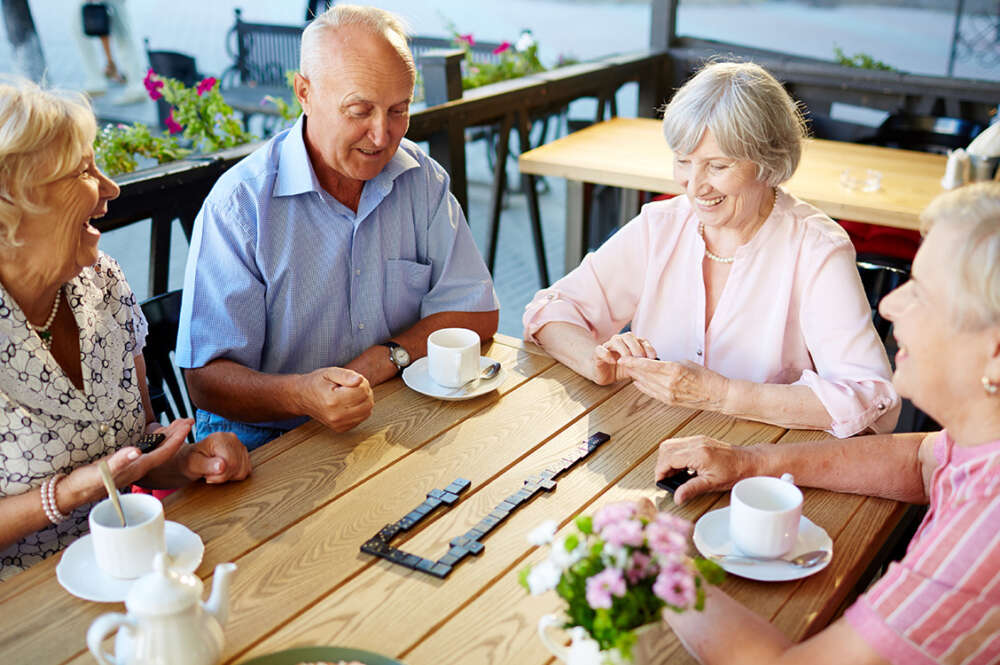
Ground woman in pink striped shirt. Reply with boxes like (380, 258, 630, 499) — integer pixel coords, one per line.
(655, 182, 1000, 664)
(524, 61, 898, 437)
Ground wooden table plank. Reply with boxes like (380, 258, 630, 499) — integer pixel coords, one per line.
(400, 410, 788, 665)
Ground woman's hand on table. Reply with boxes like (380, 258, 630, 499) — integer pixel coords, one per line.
(296, 366, 375, 432)
(593, 332, 657, 385)
(620, 358, 730, 410)
(655, 435, 762, 504)
(179, 432, 252, 484)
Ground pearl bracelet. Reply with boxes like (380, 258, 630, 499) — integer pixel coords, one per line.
(40, 474, 69, 525)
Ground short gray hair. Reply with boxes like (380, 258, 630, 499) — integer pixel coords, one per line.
(920, 182, 1000, 329)
(300, 4, 415, 81)
(0, 77, 96, 249)
(661, 61, 807, 186)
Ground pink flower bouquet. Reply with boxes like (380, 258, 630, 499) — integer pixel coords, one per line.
(520, 502, 724, 662)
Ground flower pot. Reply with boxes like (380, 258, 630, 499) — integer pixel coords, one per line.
(538, 614, 671, 665)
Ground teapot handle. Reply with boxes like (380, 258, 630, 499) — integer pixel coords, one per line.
(537, 614, 570, 663)
(87, 612, 136, 665)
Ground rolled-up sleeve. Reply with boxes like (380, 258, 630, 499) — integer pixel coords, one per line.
(419, 170, 499, 318)
(793, 238, 900, 437)
(523, 213, 650, 343)
(175, 194, 266, 371)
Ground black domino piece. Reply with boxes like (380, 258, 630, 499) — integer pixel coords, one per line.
(402, 553, 421, 569)
(446, 478, 471, 494)
(464, 528, 484, 541)
(387, 548, 408, 563)
(439, 552, 460, 566)
(378, 524, 401, 540)
(467, 541, 485, 555)
(450, 535, 470, 548)
(539, 478, 557, 490)
(425, 496, 443, 509)
(440, 491, 460, 505)
(416, 558, 436, 573)
(398, 517, 416, 531)
(489, 508, 508, 521)
(361, 539, 387, 555)
(587, 432, 610, 449)
(479, 515, 500, 530)
(428, 488, 445, 499)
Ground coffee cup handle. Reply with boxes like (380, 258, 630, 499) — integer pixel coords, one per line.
(538, 614, 571, 663)
(780, 473, 795, 485)
(87, 612, 135, 665)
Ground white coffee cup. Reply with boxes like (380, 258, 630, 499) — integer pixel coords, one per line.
(89, 493, 166, 579)
(729, 473, 802, 559)
(427, 328, 480, 388)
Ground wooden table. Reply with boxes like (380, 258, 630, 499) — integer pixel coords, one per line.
(518, 117, 948, 274)
(1, 335, 908, 665)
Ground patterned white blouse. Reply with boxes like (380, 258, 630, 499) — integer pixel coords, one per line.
(0, 252, 148, 580)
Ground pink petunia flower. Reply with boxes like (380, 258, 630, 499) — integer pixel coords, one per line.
(585, 567, 626, 610)
(456, 33, 475, 46)
(645, 520, 687, 556)
(601, 519, 645, 548)
(653, 564, 696, 608)
(625, 550, 659, 585)
(143, 69, 164, 101)
(196, 77, 217, 96)
(592, 502, 636, 533)
(492, 41, 511, 55)
(164, 109, 182, 135)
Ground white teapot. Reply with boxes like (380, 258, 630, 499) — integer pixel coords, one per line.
(87, 553, 236, 665)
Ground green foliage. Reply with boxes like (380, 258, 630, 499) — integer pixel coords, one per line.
(833, 46, 895, 72)
(460, 42, 546, 90)
(158, 76, 255, 152)
(265, 70, 304, 123)
(94, 122, 189, 177)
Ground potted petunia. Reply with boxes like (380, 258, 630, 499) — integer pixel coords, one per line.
(521, 502, 724, 665)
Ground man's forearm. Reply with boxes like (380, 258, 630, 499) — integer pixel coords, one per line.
(184, 359, 306, 422)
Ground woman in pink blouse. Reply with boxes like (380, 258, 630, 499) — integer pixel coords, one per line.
(523, 61, 898, 436)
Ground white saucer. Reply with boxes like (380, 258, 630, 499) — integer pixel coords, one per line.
(692, 507, 833, 582)
(402, 356, 507, 401)
(56, 520, 204, 602)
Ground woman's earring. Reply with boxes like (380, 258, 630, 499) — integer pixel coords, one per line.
(982, 376, 999, 396)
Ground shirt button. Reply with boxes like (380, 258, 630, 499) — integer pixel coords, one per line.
(877, 401, 886, 411)
(696, 349, 703, 356)
(98, 423, 109, 435)
(546, 293, 556, 300)
(358, 323, 365, 330)
(355, 269, 361, 275)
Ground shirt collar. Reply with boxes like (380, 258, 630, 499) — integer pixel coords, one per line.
(274, 117, 421, 198)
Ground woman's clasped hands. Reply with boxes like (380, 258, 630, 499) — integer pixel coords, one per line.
(593, 332, 731, 411)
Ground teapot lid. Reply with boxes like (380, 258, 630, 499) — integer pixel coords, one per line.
(125, 553, 203, 615)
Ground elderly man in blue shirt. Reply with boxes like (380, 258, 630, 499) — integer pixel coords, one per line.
(176, 5, 499, 449)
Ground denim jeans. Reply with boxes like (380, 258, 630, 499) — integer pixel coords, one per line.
(195, 409, 286, 452)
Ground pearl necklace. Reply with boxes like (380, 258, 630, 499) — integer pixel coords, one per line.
(698, 223, 735, 264)
(31, 285, 62, 349)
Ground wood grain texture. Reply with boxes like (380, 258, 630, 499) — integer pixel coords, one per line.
(518, 117, 945, 230)
(4, 340, 909, 665)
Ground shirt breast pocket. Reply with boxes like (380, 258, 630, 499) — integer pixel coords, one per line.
(384, 258, 432, 335)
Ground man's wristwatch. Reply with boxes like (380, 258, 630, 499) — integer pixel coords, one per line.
(383, 341, 411, 375)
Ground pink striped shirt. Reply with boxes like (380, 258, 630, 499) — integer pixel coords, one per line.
(845, 431, 1000, 664)
(523, 190, 899, 437)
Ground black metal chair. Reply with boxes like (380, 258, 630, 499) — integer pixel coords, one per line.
(140, 290, 193, 438)
(856, 252, 910, 343)
(865, 112, 983, 155)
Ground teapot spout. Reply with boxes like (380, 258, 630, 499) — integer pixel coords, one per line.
(204, 563, 237, 627)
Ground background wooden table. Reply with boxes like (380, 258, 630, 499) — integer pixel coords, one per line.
(1, 334, 908, 665)
(518, 117, 947, 274)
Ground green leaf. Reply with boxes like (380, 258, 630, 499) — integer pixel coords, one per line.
(575, 515, 593, 535)
(693, 557, 726, 585)
(518, 565, 532, 591)
(564, 533, 579, 552)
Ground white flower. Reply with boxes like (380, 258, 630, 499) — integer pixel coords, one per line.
(550, 535, 586, 569)
(528, 519, 559, 546)
(527, 559, 562, 595)
(601, 542, 629, 570)
(516, 29, 535, 52)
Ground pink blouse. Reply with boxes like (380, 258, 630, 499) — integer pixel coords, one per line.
(523, 189, 899, 437)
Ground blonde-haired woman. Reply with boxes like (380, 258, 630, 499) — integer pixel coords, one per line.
(524, 61, 898, 436)
(0, 78, 250, 581)
(655, 182, 1000, 664)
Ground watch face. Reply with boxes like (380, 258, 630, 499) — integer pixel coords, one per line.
(390, 345, 410, 368)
